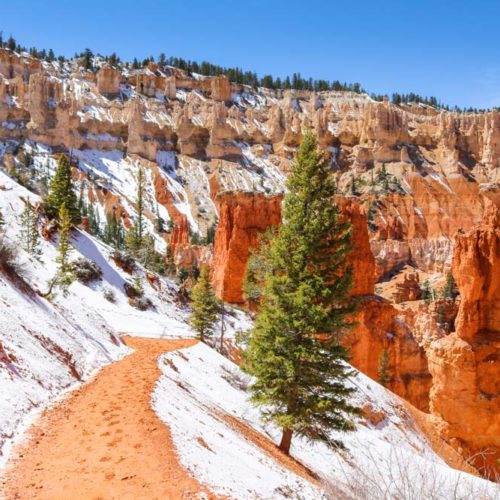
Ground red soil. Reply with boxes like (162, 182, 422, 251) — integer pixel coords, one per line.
(1, 337, 216, 499)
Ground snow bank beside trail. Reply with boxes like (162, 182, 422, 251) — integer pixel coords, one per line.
(153, 343, 499, 500)
(0, 272, 129, 470)
(153, 343, 321, 499)
(0, 169, 198, 468)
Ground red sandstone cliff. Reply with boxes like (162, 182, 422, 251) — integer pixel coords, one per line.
(427, 199, 500, 477)
(212, 192, 282, 303)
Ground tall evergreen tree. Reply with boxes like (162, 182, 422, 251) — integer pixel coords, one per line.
(189, 266, 219, 343)
(441, 272, 458, 299)
(46, 155, 81, 225)
(0, 209, 4, 230)
(242, 131, 359, 455)
(20, 199, 42, 259)
(55, 204, 74, 294)
(136, 166, 145, 244)
(125, 167, 146, 253)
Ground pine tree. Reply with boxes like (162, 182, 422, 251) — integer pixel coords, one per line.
(136, 166, 145, 243)
(20, 199, 42, 259)
(242, 131, 359, 455)
(46, 155, 81, 225)
(0, 209, 4, 230)
(82, 48, 94, 71)
(420, 279, 434, 305)
(88, 204, 101, 237)
(243, 231, 274, 310)
(441, 272, 457, 299)
(189, 267, 219, 343)
(126, 167, 146, 253)
(55, 204, 74, 294)
(377, 349, 390, 387)
(103, 212, 123, 248)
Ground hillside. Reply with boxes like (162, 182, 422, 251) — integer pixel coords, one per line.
(0, 45, 498, 497)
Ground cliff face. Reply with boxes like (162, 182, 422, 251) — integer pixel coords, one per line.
(212, 192, 282, 304)
(427, 199, 500, 476)
(344, 296, 431, 411)
(0, 48, 497, 263)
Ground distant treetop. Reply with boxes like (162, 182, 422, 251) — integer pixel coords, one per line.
(0, 32, 495, 113)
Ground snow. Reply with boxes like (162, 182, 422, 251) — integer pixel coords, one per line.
(414, 206, 424, 219)
(153, 343, 499, 499)
(429, 172, 453, 193)
(155, 152, 200, 232)
(0, 121, 24, 130)
(0, 169, 196, 467)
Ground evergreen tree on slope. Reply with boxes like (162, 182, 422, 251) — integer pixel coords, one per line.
(242, 131, 360, 455)
(20, 198, 42, 259)
(55, 204, 74, 295)
(46, 155, 81, 225)
(189, 266, 219, 343)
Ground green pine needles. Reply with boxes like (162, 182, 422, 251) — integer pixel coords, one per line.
(46, 154, 81, 225)
(20, 198, 42, 260)
(55, 204, 75, 295)
(189, 266, 220, 343)
(242, 131, 360, 455)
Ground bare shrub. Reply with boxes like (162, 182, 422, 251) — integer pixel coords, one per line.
(321, 440, 499, 500)
(111, 250, 136, 273)
(128, 296, 152, 310)
(103, 287, 116, 303)
(70, 257, 102, 283)
(124, 280, 143, 298)
(0, 235, 30, 292)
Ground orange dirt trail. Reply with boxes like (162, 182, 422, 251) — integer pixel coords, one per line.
(1, 337, 216, 500)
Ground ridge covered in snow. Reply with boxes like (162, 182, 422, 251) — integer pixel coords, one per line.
(153, 342, 498, 499)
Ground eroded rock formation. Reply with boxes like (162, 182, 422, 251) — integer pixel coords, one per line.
(427, 199, 500, 476)
(212, 192, 282, 303)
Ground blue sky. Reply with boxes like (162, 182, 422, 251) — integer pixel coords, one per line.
(2, 0, 499, 108)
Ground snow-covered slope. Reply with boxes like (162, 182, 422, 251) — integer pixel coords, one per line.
(0, 169, 195, 466)
(153, 343, 499, 499)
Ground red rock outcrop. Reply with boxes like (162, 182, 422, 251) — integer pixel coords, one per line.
(210, 76, 231, 101)
(127, 99, 176, 161)
(212, 192, 283, 303)
(344, 296, 431, 411)
(393, 272, 421, 303)
(169, 217, 190, 255)
(0, 48, 42, 80)
(427, 199, 500, 476)
(96, 66, 121, 96)
(337, 198, 377, 296)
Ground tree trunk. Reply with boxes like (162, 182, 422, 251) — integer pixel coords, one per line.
(279, 428, 293, 455)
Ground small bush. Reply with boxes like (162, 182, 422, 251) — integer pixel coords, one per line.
(0, 235, 31, 292)
(128, 296, 152, 310)
(0, 236, 24, 279)
(123, 280, 143, 298)
(111, 250, 136, 273)
(103, 287, 116, 303)
(70, 257, 103, 283)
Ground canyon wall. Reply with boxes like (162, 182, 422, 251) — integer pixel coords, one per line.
(427, 199, 499, 476)
(212, 192, 282, 303)
(0, 47, 498, 474)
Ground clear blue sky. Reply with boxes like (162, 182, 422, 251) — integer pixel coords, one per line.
(2, 0, 499, 108)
